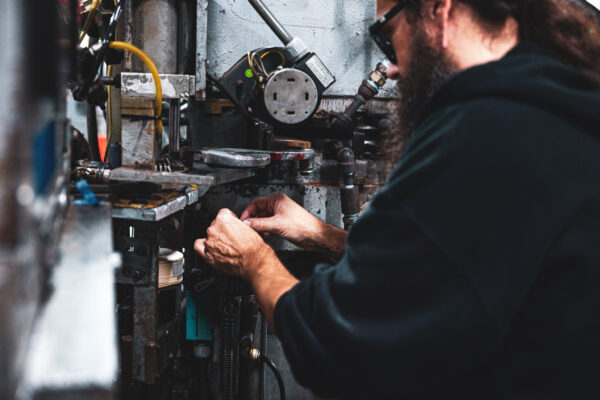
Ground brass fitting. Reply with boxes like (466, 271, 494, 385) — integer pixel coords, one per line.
(242, 348, 261, 360)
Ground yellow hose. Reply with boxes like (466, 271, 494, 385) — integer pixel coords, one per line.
(79, 0, 101, 42)
(108, 41, 163, 134)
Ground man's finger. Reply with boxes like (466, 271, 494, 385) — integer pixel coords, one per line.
(194, 238, 207, 258)
(244, 216, 280, 234)
(241, 197, 273, 220)
(240, 202, 257, 220)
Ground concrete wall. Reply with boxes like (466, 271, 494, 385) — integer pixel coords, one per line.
(201, 0, 396, 98)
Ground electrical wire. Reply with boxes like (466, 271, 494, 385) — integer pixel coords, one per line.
(260, 354, 286, 400)
(248, 51, 266, 78)
(247, 49, 286, 83)
(108, 41, 164, 135)
(261, 49, 285, 66)
(79, 0, 101, 42)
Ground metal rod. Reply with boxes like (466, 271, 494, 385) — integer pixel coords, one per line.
(247, 0, 293, 45)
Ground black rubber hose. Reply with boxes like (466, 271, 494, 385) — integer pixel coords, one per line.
(260, 354, 286, 400)
(86, 103, 101, 161)
(259, 316, 267, 400)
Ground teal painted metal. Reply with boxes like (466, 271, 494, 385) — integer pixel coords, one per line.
(186, 290, 214, 341)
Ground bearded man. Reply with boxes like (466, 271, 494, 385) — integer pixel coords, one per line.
(195, 0, 600, 398)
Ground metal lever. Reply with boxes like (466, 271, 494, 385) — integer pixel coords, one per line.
(247, 0, 293, 45)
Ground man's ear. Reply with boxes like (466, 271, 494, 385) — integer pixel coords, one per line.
(430, 0, 452, 48)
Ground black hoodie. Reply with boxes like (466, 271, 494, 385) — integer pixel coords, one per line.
(274, 43, 600, 399)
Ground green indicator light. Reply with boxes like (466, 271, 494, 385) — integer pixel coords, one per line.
(245, 69, 254, 78)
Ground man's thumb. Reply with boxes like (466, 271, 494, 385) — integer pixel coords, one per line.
(244, 217, 278, 234)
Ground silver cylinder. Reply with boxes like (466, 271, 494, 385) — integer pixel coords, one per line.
(132, 0, 178, 73)
(247, 0, 293, 45)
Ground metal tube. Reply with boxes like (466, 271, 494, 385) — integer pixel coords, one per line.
(247, 0, 293, 45)
(131, 0, 178, 73)
(168, 99, 181, 153)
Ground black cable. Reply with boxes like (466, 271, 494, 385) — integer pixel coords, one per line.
(259, 354, 286, 400)
(86, 103, 101, 161)
(259, 315, 267, 400)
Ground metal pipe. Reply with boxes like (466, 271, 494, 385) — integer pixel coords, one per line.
(131, 0, 178, 73)
(331, 60, 390, 133)
(247, 0, 293, 45)
(168, 99, 181, 153)
(337, 148, 359, 230)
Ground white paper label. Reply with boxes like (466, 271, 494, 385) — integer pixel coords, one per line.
(305, 55, 335, 88)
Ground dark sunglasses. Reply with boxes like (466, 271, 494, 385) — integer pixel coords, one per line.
(369, 1, 410, 64)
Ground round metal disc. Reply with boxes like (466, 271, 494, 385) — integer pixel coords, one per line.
(263, 68, 319, 125)
(196, 148, 271, 168)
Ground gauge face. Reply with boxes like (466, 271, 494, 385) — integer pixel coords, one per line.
(263, 68, 319, 125)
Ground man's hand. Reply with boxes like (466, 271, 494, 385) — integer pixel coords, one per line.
(194, 209, 271, 280)
(194, 208, 299, 326)
(241, 193, 347, 258)
(240, 193, 322, 247)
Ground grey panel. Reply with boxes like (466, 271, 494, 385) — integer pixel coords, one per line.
(18, 204, 120, 399)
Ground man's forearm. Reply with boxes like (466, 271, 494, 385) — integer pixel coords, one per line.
(248, 224, 344, 325)
(299, 220, 347, 260)
(246, 246, 299, 326)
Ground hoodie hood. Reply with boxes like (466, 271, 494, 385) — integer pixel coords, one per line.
(416, 42, 600, 132)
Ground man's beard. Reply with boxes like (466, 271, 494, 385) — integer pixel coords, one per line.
(381, 26, 458, 174)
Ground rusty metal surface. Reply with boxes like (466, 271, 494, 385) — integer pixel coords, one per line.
(109, 165, 256, 189)
(270, 137, 312, 149)
(257, 153, 386, 187)
(113, 194, 187, 222)
(112, 218, 162, 384)
(196, 0, 209, 99)
(121, 98, 159, 169)
(316, 97, 397, 116)
(121, 73, 196, 100)
(133, 246, 159, 383)
(112, 186, 200, 221)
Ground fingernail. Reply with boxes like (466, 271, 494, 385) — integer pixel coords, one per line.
(243, 220, 251, 226)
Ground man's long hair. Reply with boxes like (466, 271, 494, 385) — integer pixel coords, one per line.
(380, 0, 600, 176)
(408, 0, 600, 83)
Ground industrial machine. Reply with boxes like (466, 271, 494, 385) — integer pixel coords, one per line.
(0, 0, 397, 399)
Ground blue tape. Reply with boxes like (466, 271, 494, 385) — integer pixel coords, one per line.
(74, 179, 99, 206)
(32, 122, 56, 194)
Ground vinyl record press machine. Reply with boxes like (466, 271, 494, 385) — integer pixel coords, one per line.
(0, 0, 398, 398)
